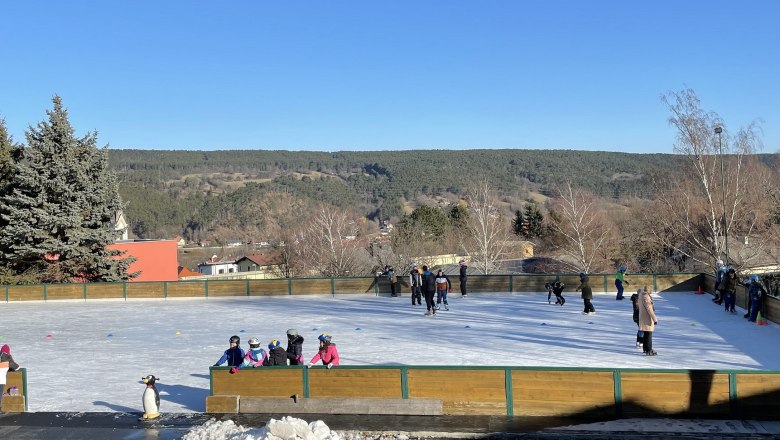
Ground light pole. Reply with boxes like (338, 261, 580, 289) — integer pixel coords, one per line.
(715, 126, 729, 268)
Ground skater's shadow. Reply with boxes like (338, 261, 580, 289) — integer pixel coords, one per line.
(93, 400, 138, 412)
(191, 373, 210, 380)
(160, 383, 208, 412)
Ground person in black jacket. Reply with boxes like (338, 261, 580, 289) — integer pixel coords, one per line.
(545, 281, 565, 305)
(576, 273, 595, 315)
(421, 265, 437, 315)
(285, 329, 305, 365)
(458, 259, 468, 297)
(264, 339, 288, 366)
(630, 291, 644, 348)
(409, 263, 423, 306)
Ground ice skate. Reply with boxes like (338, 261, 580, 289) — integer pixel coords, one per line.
(644, 350, 657, 356)
(424, 310, 432, 316)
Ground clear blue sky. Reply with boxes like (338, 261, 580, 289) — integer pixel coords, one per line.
(1, 1, 778, 153)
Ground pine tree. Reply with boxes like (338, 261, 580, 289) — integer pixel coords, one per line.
(512, 209, 526, 236)
(0, 96, 135, 282)
(523, 202, 545, 238)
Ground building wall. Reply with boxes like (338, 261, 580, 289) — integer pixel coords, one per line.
(108, 240, 178, 282)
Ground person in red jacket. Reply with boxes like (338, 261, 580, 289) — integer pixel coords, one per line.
(307, 334, 340, 368)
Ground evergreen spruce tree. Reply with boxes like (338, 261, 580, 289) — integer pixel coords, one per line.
(512, 209, 526, 236)
(0, 96, 135, 282)
(523, 202, 545, 238)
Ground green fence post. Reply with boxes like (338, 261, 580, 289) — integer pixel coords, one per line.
(43, 284, 47, 303)
(653, 274, 657, 292)
(246, 279, 250, 296)
(122, 282, 127, 301)
(164, 281, 168, 299)
(505, 368, 513, 416)
(401, 367, 409, 399)
(4, 284, 8, 303)
(303, 367, 310, 398)
(509, 274, 513, 293)
(331, 276, 335, 297)
(603, 275, 608, 293)
(613, 369, 623, 417)
(205, 280, 209, 298)
(288, 278, 292, 295)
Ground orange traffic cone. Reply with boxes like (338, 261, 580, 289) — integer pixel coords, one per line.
(696, 285, 704, 295)
(757, 311, 769, 326)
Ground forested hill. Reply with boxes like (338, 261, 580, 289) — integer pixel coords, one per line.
(108, 148, 685, 240)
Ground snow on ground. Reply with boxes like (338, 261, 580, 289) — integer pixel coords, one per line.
(1, 290, 778, 413)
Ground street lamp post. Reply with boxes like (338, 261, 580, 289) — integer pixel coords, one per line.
(715, 126, 729, 267)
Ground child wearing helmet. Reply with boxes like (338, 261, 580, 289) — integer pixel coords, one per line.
(615, 265, 630, 300)
(576, 273, 595, 315)
(263, 339, 288, 366)
(551, 280, 565, 306)
(213, 335, 245, 370)
(285, 329, 305, 365)
(0, 344, 19, 410)
(745, 275, 767, 322)
(712, 260, 727, 305)
(307, 333, 340, 368)
(240, 337, 268, 369)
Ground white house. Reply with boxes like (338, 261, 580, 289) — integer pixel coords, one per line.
(197, 255, 238, 276)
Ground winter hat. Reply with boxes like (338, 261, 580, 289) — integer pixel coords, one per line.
(0, 344, 9, 355)
(459, 259, 466, 265)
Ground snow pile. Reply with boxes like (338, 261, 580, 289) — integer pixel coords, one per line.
(183, 417, 341, 440)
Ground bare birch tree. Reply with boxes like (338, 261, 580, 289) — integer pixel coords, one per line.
(653, 88, 768, 270)
(304, 205, 371, 276)
(462, 180, 512, 274)
(546, 182, 616, 273)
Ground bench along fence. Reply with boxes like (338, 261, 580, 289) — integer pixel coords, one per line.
(207, 365, 780, 419)
(1, 368, 28, 412)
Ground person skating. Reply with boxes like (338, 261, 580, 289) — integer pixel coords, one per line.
(745, 275, 767, 322)
(409, 263, 423, 306)
(285, 329, 305, 365)
(615, 265, 630, 300)
(307, 334, 340, 368)
(638, 286, 658, 356)
(435, 269, 451, 311)
(552, 281, 565, 305)
(546, 281, 565, 305)
(576, 272, 595, 315)
(421, 265, 437, 316)
(239, 337, 267, 369)
(458, 259, 468, 297)
(630, 291, 644, 349)
(385, 265, 399, 297)
(263, 339, 288, 366)
(712, 259, 727, 304)
(213, 335, 245, 371)
(723, 268, 738, 314)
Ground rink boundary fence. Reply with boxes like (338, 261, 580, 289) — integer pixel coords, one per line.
(207, 365, 780, 419)
(2, 273, 776, 325)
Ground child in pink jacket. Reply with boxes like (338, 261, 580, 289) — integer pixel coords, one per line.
(307, 334, 340, 368)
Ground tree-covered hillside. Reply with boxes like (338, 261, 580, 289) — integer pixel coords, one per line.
(110, 148, 689, 241)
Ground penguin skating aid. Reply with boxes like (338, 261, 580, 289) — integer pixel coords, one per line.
(140, 375, 161, 420)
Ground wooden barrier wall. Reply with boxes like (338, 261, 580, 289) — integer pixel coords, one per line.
(1, 368, 28, 412)
(207, 366, 780, 419)
(3, 272, 778, 326)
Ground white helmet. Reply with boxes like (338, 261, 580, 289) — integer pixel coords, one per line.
(248, 337, 261, 348)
